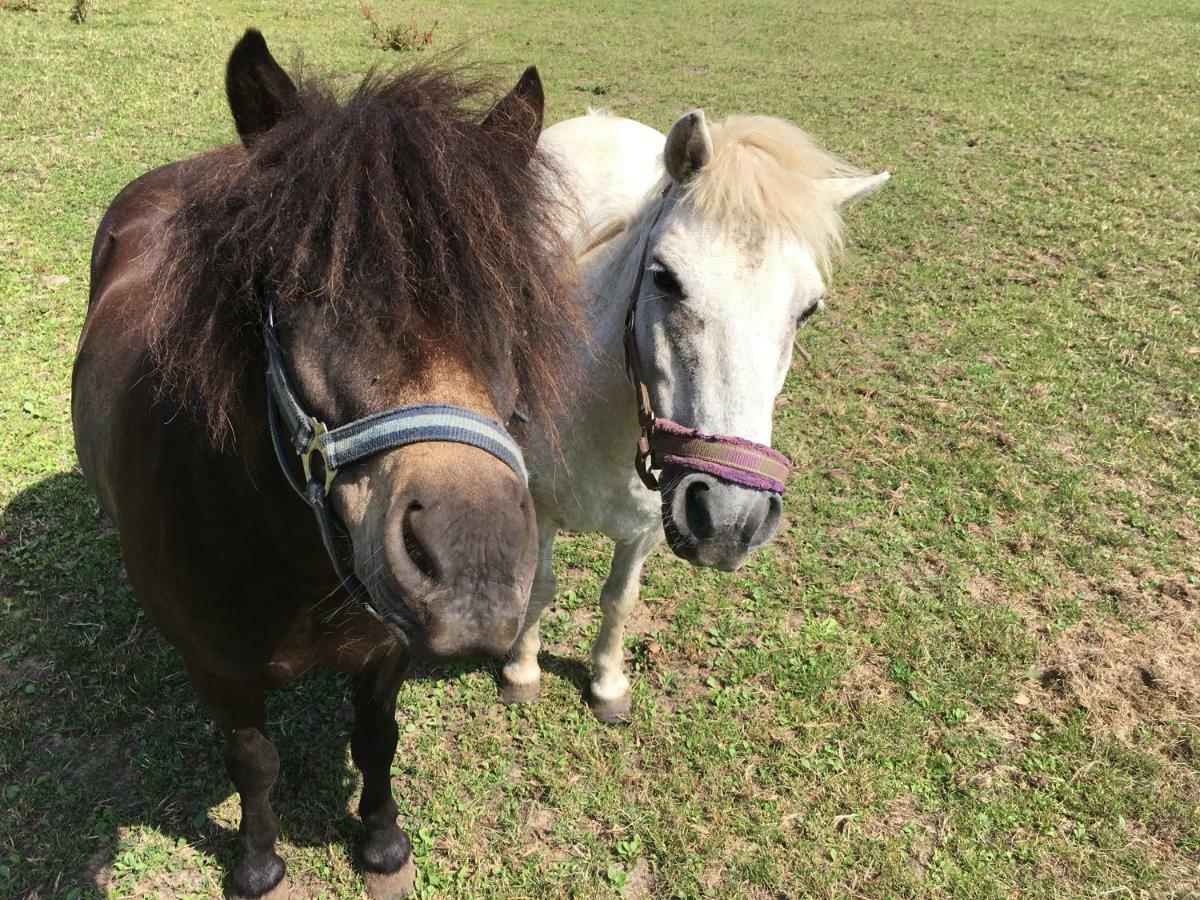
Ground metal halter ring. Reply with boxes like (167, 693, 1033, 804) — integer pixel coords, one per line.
(299, 417, 337, 493)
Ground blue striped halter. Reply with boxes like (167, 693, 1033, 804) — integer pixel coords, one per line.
(264, 305, 528, 612)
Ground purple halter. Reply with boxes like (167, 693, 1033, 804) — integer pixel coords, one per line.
(623, 185, 791, 495)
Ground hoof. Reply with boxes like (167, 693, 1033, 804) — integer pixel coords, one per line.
(499, 679, 541, 706)
(364, 826, 412, 875)
(228, 853, 287, 899)
(364, 853, 416, 899)
(588, 689, 631, 725)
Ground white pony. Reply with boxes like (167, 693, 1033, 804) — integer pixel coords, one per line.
(502, 109, 889, 721)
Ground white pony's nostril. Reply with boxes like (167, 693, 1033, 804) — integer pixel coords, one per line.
(746, 493, 784, 551)
(683, 477, 716, 540)
(798, 297, 823, 327)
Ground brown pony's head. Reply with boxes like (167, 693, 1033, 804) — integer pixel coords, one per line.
(148, 31, 579, 658)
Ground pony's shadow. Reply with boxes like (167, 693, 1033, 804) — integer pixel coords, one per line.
(0, 470, 511, 897)
(529, 652, 592, 697)
(406, 651, 592, 700)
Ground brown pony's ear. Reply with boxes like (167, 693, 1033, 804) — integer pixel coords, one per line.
(225, 29, 298, 147)
(482, 66, 544, 149)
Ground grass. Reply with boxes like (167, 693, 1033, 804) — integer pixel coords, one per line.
(357, 2, 436, 54)
(1, 0, 1197, 896)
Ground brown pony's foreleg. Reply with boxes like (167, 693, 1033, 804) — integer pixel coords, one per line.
(188, 667, 286, 898)
(351, 659, 415, 898)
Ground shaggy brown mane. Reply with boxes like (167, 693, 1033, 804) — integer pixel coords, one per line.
(148, 62, 579, 445)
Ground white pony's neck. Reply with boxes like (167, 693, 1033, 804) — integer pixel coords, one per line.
(576, 183, 669, 365)
(521, 177, 670, 529)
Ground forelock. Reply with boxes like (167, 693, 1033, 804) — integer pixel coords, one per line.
(681, 115, 865, 273)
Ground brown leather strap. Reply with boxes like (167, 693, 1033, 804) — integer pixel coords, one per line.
(623, 185, 672, 489)
(621, 183, 792, 495)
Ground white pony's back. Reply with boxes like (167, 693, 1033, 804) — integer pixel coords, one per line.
(540, 111, 664, 257)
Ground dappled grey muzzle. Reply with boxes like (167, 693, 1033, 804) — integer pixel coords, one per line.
(660, 465, 783, 571)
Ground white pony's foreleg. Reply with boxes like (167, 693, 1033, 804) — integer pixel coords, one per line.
(588, 530, 660, 723)
(499, 523, 557, 704)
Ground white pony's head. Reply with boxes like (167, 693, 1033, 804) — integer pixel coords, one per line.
(634, 110, 888, 569)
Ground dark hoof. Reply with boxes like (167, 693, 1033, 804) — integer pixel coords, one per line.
(588, 689, 631, 725)
(364, 854, 416, 899)
(499, 679, 541, 706)
(229, 851, 287, 899)
(363, 826, 412, 875)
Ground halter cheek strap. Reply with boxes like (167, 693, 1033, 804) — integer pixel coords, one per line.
(264, 306, 528, 608)
(623, 185, 791, 495)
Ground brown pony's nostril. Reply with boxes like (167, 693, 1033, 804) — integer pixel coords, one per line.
(402, 501, 437, 581)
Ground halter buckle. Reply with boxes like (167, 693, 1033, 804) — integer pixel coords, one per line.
(634, 434, 659, 491)
(300, 417, 338, 493)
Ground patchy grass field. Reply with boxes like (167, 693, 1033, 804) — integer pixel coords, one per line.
(1, 0, 1197, 897)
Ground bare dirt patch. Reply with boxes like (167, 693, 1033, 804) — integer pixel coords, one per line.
(83, 845, 113, 894)
(966, 573, 1039, 621)
(521, 805, 556, 840)
(623, 856, 655, 897)
(835, 647, 900, 712)
(623, 599, 673, 638)
(518, 805, 569, 868)
(1025, 575, 1199, 740)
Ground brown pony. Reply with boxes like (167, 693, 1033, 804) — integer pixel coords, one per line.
(71, 30, 577, 898)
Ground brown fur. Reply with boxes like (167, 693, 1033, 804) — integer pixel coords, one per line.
(72, 34, 574, 896)
(147, 63, 579, 445)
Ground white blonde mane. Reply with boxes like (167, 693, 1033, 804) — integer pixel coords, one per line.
(582, 114, 865, 275)
(687, 115, 864, 271)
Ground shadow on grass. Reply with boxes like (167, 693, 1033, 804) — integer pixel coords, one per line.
(407, 650, 592, 699)
(0, 469, 539, 897)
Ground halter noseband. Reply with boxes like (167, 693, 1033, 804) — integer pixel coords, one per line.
(623, 185, 791, 495)
(264, 306, 528, 610)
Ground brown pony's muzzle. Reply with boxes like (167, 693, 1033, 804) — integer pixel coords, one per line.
(370, 449, 537, 659)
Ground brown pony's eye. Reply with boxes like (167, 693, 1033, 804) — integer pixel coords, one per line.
(650, 262, 682, 297)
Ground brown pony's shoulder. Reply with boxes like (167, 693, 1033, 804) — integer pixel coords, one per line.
(91, 153, 244, 299)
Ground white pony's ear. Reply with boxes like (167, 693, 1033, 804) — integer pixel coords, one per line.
(664, 109, 713, 184)
(819, 171, 890, 209)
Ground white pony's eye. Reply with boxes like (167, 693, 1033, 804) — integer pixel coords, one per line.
(798, 295, 825, 326)
(649, 261, 683, 297)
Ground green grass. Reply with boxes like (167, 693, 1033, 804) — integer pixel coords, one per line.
(1, 0, 1197, 897)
